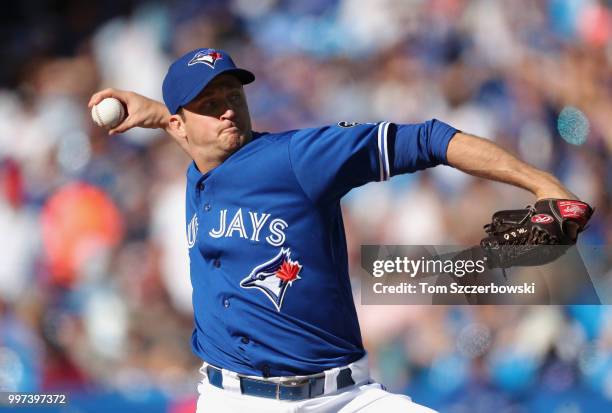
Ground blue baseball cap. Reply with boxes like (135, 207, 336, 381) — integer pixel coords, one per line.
(162, 48, 255, 114)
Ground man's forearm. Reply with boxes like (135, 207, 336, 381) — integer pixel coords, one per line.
(119, 96, 175, 138)
(446, 132, 577, 200)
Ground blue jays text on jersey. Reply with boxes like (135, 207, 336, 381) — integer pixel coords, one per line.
(207, 208, 289, 246)
(185, 119, 458, 377)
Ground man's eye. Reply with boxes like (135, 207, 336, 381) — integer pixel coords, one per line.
(201, 100, 218, 111)
(229, 93, 242, 102)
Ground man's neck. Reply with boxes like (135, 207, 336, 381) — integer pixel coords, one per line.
(192, 132, 254, 175)
(194, 158, 223, 175)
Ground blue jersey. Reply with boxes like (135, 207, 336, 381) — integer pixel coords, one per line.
(185, 120, 458, 377)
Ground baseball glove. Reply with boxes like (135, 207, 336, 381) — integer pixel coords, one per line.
(480, 199, 593, 269)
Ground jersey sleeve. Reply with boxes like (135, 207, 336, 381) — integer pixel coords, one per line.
(391, 119, 458, 176)
(288, 120, 458, 204)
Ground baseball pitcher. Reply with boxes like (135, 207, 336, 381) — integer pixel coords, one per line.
(88, 48, 591, 413)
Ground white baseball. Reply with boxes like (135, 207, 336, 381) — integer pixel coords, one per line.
(91, 97, 126, 129)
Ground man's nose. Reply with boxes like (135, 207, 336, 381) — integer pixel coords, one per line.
(220, 109, 236, 121)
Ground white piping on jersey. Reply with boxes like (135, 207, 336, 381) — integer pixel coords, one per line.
(377, 122, 391, 181)
(382, 122, 390, 181)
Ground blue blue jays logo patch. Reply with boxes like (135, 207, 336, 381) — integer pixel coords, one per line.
(188, 49, 223, 68)
(240, 248, 302, 312)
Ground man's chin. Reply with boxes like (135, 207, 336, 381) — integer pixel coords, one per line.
(222, 132, 246, 152)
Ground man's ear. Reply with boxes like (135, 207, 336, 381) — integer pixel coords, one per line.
(167, 114, 190, 155)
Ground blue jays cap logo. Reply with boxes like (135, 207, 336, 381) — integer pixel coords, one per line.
(240, 248, 302, 312)
(188, 49, 223, 68)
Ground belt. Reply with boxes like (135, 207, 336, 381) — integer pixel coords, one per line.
(205, 365, 357, 401)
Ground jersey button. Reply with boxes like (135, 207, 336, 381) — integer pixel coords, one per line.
(223, 299, 230, 308)
(241, 337, 250, 344)
(204, 203, 211, 212)
(198, 182, 205, 191)
(213, 259, 221, 268)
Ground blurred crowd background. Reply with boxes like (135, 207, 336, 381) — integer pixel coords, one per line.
(1, 0, 611, 412)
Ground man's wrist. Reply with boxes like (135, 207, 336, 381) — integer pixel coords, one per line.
(533, 177, 576, 200)
(525, 171, 574, 200)
(156, 102, 171, 130)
